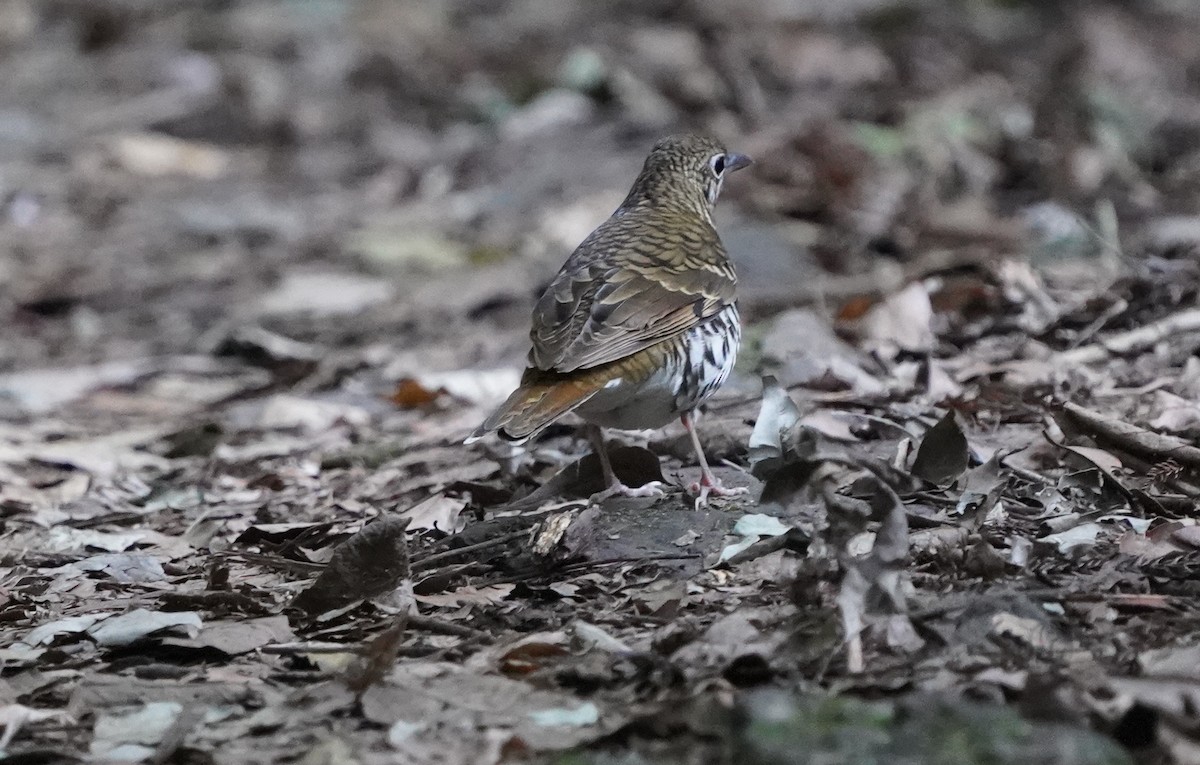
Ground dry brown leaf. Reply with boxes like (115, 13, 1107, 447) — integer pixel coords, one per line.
(391, 378, 443, 409)
(414, 584, 515, 608)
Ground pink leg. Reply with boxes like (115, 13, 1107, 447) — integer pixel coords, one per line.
(681, 411, 748, 509)
(586, 425, 664, 501)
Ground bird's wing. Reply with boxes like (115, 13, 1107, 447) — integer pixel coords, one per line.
(528, 217, 736, 373)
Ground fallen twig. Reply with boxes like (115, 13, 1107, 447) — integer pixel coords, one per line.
(1054, 308, 1200, 364)
(412, 529, 529, 571)
(490, 552, 702, 586)
(408, 613, 486, 639)
(723, 529, 808, 566)
(1061, 402, 1200, 470)
(263, 641, 359, 654)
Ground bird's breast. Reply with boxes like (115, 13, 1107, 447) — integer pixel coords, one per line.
(574, 304, 741, 431)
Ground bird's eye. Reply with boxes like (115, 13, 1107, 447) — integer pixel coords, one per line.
(710, 154, 726, 175)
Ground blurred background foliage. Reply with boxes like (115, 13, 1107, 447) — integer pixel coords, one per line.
(2, 0, 1200, 373)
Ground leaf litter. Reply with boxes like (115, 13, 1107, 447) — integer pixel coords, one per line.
(5, 2, 1200, 764)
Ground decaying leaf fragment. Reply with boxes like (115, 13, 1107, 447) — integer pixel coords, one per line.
(748, 380, 918, 673)
(825, 465, 916, 672)
(910, 410, 968, 485)
(291, 516, 412, 616)
(747, 375, 803, 476)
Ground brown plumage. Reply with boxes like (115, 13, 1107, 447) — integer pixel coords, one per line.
(468, 134, 752, 506)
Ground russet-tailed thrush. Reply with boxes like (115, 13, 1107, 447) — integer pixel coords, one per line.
(468, 134, 751, 507)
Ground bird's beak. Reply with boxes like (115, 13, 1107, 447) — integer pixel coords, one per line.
(724, 152, 753, 172)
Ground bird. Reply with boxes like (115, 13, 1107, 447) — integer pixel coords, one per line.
(467, 134, 752, 508)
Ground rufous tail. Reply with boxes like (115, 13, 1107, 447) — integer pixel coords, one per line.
(464, 370, 606, 444)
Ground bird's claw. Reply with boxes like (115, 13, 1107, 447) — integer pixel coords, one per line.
(688, 478, 749, 510)
(591, 480, 666, 504)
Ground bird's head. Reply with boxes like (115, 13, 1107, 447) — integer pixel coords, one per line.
(621, 134, 752, 216)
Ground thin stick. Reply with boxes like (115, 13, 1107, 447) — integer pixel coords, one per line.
(408, 614, 486, 639)
(1062, 402, 1200, 469)
(412, 529, 529, 571)
(1054, 308, 1200, 364)
(263, 642, 357, 655)
(722, 533, 794, 566)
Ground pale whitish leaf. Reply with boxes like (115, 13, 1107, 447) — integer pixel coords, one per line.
(1149, 390, 1200, 434)
(360, 662, 621, 752)
(97, 743, 156, 762)
(464, 631, 570, 673)
(44, 527, 148, 554)
(1064, 444, 1123, 473)
(109, 133, 229, 179)
(87, 609, 202, 647)
(960, 451, 1006, 496)
(37, 526, 192, 558)
(672, 530, 701, 547)
(402, 495, 467, 533)
(1039, 522, 1102, 553)
(258, 394, 371, 431)
(387, 720, 424, 747)
(0, 360, 149, 414)
(846, 530, 877, 558)
(258, 271, 392, 317)
(304, 652, 357, 674)
(0, 645, 43, 667)
(348, 227, 469, 273)
(923, 360, 962, 401)
(91, 702, 182, 758)
(1096, 515, 1153, 534)
(194, 616, 294, 655)
(572, 621, 630, 653)
(413, 584, 514, 608)
(861, 281, 934, 355)
(718, 536, 760, 563)
(884, 614, 925, 653)
(671, 608, 787, 668)
(798, 410, 859, 442)
(989, 613, 1063, 653)
(1106, 676, 1200, 727)
(371, 579, 419, 614)
(0, 428, 169, 476)
(1009, 536, 1033, 567)
(1174, 525, 1200, 548)
(0, 704, 73, 751)
(1117, 529, 1181, 560)
(528, 702, 599, 727)
(721, 514, 791, 563)
(74, 553, 166, 583)
(141, 486, 204, 513)
(1139, 644, 1200, 680)
(747, 375, 802, 471)
(23, 614, 110, 646)
(733, 514, 790, 537)
(548, 582, 579, 597)
(400, 368, 523, 407)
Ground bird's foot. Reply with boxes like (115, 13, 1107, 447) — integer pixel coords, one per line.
(591, 481, 666, 504)
(689, 476, 749, 510)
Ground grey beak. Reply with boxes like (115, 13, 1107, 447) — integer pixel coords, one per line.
(725, 152, 752, 172)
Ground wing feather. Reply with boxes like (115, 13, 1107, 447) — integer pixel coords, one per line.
(528, 212, 736, 373)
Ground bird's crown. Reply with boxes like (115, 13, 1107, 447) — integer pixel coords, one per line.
(619, 134, 752, 215)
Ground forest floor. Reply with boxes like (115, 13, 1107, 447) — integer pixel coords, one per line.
(3, 1, 1200, 763)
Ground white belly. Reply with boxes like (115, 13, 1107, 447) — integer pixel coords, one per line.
(575, 305, 740, 431)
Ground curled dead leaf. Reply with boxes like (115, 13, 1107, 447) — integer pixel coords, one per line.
(910, 410, 968, 485)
